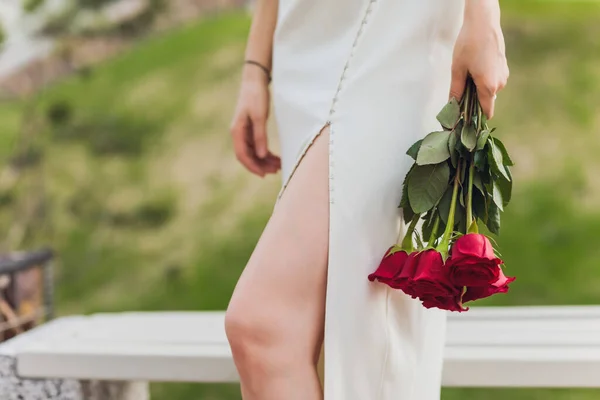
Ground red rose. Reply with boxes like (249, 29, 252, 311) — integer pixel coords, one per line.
(421, 295, 468, 312)
(447, 234, 503, 287)
(463, 268, 516, 303)
(394, 250, 419, 297)
(409, 250, 460, 299)
(368, 248, 409, 287)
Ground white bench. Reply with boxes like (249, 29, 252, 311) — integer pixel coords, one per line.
(2, 306, 600, 399)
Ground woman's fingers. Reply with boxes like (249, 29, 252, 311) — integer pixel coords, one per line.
(231, 116, 265, 177)
(472, 72, 507, 119)
(254, 152, 281, 175)
(264, 152, 281, 173)
(231, 113, 281, 176)
(267, 152, 281, 166)
(449, 64, 468, 101)
(251, 114, 269, 159)
(451, 66, 501, 119)
(475, 83, 496, 120)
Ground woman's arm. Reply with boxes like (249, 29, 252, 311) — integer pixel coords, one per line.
(231, 0, 280, 177)
(244, 0, 278, 72)
(450, 0, 509, 119)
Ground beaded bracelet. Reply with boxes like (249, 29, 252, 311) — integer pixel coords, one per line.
(244, 60, 272, 83)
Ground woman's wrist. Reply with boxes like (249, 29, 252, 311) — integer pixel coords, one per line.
(244, 60, 272, 83)
(462, 0, 505, 55)
(242, 61, 271, 85)
(464, 0, 501, 24)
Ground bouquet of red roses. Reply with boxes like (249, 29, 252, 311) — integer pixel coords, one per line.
(368, 78, 515, 312)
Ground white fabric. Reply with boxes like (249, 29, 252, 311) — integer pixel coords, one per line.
(271, 1, 465, 399)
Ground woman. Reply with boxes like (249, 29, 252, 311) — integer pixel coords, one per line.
(226, 0, 509, 399)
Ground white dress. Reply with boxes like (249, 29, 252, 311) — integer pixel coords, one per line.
(272, 1, 465, 399)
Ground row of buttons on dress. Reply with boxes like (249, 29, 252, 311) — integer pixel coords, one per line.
(329, 1, 377, 115)
(328, 0, 378, 205)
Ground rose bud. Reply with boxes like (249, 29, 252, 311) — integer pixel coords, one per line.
(447, 233, 503, 287)
(368, 247, 409, 288)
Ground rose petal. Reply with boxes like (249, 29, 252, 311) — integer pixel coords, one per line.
(411, 250, 459, 298)
(368, 248, 409, 285)
(421, 295, 468, 312)
(493, 268, 517, 287)
(450, 262, 501, 287)
(451, 234, 499, 261)
(462, 268, 516, 303)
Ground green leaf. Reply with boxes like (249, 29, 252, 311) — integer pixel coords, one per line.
(448, 130, 459, 168)
(481, 113, 488, 128)
(399, 164, 415, 222)
(435, 211, 448, 242)
(423, 209, 448, 245)
(454, 201, 465, 231)
(437, 186, 454, 225)
(414, 231, 424, 250)
(402, 206, 415, 224)
(481, 165, 492, 185)
(476, 129, 490, 151)
(497, 171, 512, 207)
(399, 186, 410, 210)
(473, 173, 485, 195)
(436, 98, 461, 130)
(486, 201, 501, 235)
(421, 210, 435, 242)
(488, 139, 511, 181)
(406, 139, 423, 161)
(492, 181, 504, 212)
(492, 137, 515, 166)
(408, 163, 450, 213)
(416, 131, 451, 165)
(472, 189, 488, 224)
(474, 150, 487, 172)
(461, 123, 477, 152)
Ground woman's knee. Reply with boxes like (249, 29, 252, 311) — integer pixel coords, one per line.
(225, 305, 271, 362)
(224, 307, 250, 352)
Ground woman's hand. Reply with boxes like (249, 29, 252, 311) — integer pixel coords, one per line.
(230, 66, 281, 177)
(450, 0, 509, 119)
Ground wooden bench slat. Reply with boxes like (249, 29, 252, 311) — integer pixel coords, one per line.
(58, 312, 226, 344)
(18, 342, 237, 383)
(7, 306, 600, 387)
(448, 305, 600, 319)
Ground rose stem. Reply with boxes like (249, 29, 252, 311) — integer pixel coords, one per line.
(476, 96, 483, 132)
(400, 214, 420, 252)
(428, 214, 441, 246)
(467, 84, 483, 234)
(462, 80, 472, 118)
(437, 159, 463, 260)
(466, 157, 478, 234)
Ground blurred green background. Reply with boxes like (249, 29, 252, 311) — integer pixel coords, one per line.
(1, 0, 599, 399)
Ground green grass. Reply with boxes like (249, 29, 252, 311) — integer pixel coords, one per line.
(1, 1, 600, 399)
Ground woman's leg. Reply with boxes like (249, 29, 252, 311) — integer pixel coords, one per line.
(225, 127, 330, 400)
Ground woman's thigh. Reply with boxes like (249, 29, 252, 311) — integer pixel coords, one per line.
(227, 126, 330, 361)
